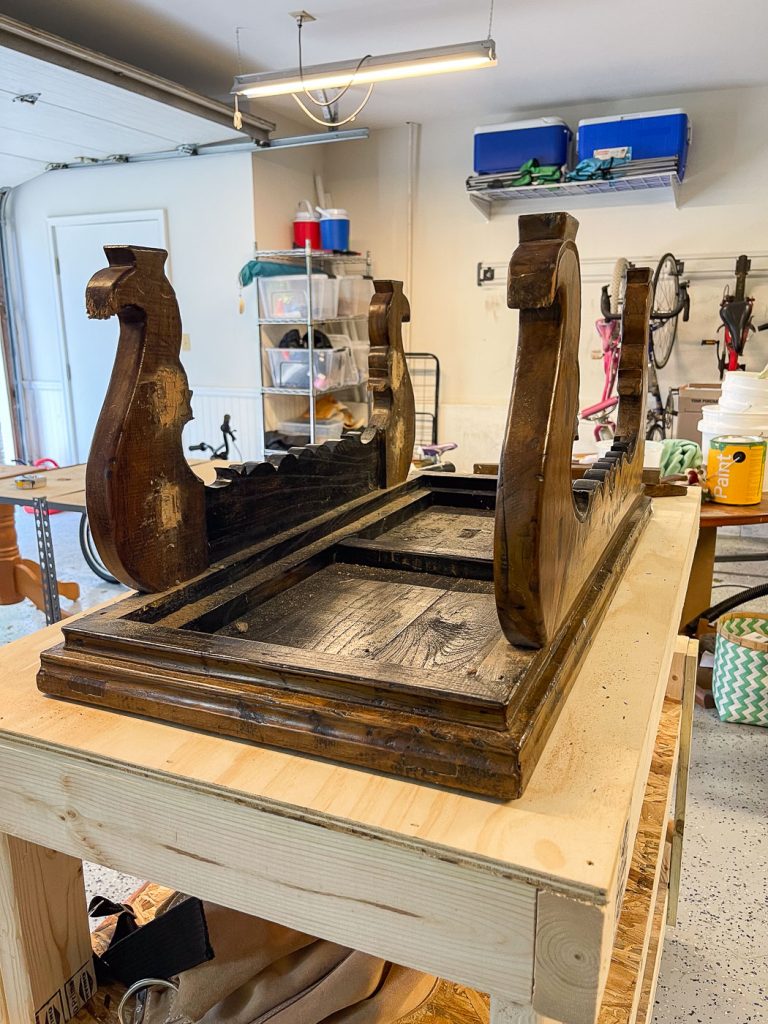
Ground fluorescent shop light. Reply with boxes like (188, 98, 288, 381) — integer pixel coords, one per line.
(232, 39, 496, 99)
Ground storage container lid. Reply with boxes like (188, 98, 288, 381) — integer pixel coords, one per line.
(316, 207, 349, 219)
(578, 108, 687, 127)
(294, 200, 318, 221)
(261, 273, 329, 282)
(474, 117, 570, 135)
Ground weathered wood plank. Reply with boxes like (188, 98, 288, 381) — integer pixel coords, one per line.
(376, 589, 501, 672)
(226, 566, 445, 656)
(366, 507, 495, 559)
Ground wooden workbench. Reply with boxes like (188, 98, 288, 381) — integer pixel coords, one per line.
(0, 491, 700, 1024)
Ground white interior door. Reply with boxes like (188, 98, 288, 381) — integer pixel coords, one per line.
(50, 211, 167, 463)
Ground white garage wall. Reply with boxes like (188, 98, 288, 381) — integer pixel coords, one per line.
(7, 151, 260, 464)
(324, 84, 768, 470)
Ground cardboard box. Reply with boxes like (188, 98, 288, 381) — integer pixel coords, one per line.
(675, 382, 721, 444)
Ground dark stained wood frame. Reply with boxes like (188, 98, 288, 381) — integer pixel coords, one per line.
(38, 215, 653, 799)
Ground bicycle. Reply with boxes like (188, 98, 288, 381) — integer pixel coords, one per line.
(78, 415, 241, 586)
(188, 414, 241, 460)
(700, 255, 768, 378)
(580, 253, 690, 441)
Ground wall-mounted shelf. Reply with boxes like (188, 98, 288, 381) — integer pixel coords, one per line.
(467, 170, 681, 221)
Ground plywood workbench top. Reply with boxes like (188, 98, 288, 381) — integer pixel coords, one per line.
(0, 491, 699, 899)
(0, 490, 700, 1023)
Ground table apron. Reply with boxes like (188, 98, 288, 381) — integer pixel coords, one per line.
(0, 735, 539, 1002)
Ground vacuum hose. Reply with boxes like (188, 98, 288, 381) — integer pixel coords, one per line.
(683, 581, 768, 636)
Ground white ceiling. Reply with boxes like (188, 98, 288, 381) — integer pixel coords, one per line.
(2, 0, 768, 130)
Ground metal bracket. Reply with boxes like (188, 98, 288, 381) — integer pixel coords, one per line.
(31, 497, 61, 624)
(477, 263, 500, 287)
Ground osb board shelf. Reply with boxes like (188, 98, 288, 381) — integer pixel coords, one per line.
(596, 699, 680, 1024)
(0, 493, 700, 1024)
(73, 701, 684, 1024)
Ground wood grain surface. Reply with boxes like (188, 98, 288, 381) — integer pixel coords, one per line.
(84, 246, 208, 591)
(495, 212, 652, 648)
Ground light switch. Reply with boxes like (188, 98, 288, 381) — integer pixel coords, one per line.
(181, 333, 191, 351)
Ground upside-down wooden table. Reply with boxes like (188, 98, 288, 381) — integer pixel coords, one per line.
(0, 490, 699, 1024)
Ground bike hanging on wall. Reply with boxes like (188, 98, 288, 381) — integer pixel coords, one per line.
(581, 253, 690, 441)
(700, 255, 768, 378)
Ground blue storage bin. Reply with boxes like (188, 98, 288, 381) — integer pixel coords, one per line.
(577, 109, 690, 178)
(474, 118, 572, 175)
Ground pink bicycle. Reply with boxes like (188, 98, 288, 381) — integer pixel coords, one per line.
(581, 255, 690, 441)
(581, 317, 623, 441)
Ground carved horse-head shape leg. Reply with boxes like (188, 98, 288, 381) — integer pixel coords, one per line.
(85, 250, 416, 593)
(494, 213, 652, 649)
(85, 246, 207, 591)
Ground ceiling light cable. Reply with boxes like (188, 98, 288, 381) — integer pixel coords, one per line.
(291, 83, 374, 126)
(487, 0, 495, 40)
(293, 14, 375, 127)
(297, 16, 372, 108)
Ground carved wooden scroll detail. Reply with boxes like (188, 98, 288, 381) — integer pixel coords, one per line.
(85, 246, 207, 592)
(85, 249, 415, 592)
(494, 212, 651, 649)
(362, 280, 416, 487)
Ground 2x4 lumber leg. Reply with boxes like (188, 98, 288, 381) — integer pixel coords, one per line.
(668, 638, 697, 926)
(490, 996, 559, 1023)
(0, 834, 95, 1024)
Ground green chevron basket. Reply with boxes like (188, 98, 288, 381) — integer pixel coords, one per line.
(713, 613, 768, 726)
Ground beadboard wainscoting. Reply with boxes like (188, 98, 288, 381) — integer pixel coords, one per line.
(22, 380, 70, 465)
(184, 385, 263, 463)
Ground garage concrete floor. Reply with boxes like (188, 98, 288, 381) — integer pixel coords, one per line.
(0, 508, 765, 1023)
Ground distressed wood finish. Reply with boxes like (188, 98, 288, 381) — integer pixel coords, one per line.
(84, 249, 414, 587)
(41, 216, 654, 799)
(496, 213, 651, 648)
(85, 246, 207, 591)
(361, 280, 416, 486)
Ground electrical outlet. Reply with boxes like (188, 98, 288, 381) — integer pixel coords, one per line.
(181, 333, 191, 351)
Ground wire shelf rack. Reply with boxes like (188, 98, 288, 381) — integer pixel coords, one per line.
(467, 170, 681, 219)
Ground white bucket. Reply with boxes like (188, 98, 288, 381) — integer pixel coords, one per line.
(719, 370, 768, 414)
(698, 372, 768, 491)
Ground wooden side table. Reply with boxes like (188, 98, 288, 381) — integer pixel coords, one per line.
(0, 493, 700, 1024)
(0, 461, 231, 623)
(0, 465, 82, 618)
(680, 494, 768, 631)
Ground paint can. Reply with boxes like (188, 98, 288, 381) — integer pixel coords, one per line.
(707, 434, 767, 505)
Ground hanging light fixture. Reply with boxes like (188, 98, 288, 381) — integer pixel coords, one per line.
(233, 39, 496, 99)
(231, 8, 497, 128)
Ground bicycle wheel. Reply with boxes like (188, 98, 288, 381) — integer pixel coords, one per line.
(663, 391, 676, 438)
(651, 253, 680, 368)
(79, 513, 120, 584)
(610, 258, 630, 315)
(646, 420, 665, 441)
